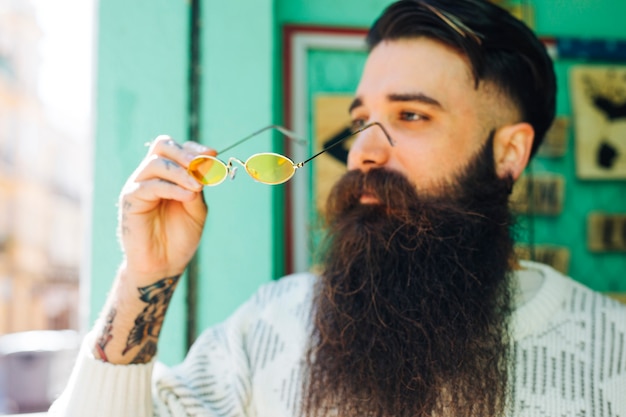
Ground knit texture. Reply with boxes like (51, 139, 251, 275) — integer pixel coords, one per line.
(49, 261, 626, 417)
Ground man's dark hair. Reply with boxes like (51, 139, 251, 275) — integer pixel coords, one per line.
(367, 0, 557, 157)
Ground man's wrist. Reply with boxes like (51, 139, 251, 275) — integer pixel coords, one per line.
(118, 260, 186, 286)
(93, 273, 181, 364)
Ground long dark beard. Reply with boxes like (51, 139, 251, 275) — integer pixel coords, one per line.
(303, 136, 515, 417)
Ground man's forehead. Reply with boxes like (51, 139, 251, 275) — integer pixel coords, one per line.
(363, 38, 474, 78)
(353, 38, 476, 107)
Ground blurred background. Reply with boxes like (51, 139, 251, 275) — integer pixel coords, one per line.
(0, 0, 625, 414)
(0, 0, 92, 413)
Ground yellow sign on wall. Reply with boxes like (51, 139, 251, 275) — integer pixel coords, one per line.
(312, 94, 354, 215)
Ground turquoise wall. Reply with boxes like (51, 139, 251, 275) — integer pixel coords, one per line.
(93, 0, 190, 365)
(194, 0, 275, 335)
(93, 0, 275, 364)
(276, 0, 626, 37)
(93, 0, 626, 363)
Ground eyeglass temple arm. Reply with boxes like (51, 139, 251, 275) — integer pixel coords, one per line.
(295, 122, 394, 168)
(217, 125, 307, 155)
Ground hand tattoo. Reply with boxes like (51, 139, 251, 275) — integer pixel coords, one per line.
(123, 275, 180, 360)
(166, 139, 183, 150)
(163, 158, 177, 171)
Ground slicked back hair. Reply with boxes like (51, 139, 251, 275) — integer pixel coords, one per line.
(367, 0, 557, 157)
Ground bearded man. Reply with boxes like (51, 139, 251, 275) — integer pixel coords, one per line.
(51, 0, 626, 416)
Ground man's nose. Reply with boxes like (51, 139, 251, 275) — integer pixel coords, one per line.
(346, 124, 392, 172)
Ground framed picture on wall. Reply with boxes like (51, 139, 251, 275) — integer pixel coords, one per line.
(570, 65, 626, 179)
(282, 25, 368, 274)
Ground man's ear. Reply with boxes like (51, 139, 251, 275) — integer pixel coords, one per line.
(493, 122, 534, 180)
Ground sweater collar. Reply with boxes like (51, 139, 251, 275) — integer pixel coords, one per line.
(510, 260, 571, 340)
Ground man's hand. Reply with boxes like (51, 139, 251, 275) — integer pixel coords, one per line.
(93, 136, 215, 364)
(119, 136, 214, 281)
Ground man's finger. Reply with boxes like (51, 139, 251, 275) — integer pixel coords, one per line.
(182, 141, 216, 157)
(133, 155, 202, 192)
(123, 178, 201, 214)
(146, 136, 214, 170)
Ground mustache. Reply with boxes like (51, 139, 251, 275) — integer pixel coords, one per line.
(324, 168, 489, 230)
(325, 168, 418, 212)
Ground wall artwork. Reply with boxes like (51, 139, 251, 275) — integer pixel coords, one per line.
(570, 65, 626, 179)
(312, 95, 353, 216)
(587, 212, 626, 252)
(510, 174, 565, 215)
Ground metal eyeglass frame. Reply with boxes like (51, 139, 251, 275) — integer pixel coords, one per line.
(188, 122, 394, 186)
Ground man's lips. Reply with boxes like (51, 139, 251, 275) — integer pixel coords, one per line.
(359, 190, 381, 204)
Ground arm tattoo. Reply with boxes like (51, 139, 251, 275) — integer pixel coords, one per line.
(122, 275, 180, 358)
(120, 199, 132, 236)
(95, 307, 117, 362)
(130, 340, 158, 364)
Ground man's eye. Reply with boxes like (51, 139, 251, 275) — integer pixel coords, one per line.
(400, 111, 426, 121)
(350, 119, 366, 133)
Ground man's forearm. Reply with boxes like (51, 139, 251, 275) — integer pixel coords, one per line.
(93, 272, 181, 364)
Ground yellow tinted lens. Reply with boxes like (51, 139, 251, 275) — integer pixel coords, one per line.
(245, 153, 295, 184)
(188, 156, 227, 186)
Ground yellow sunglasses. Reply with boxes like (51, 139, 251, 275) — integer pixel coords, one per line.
(187, 122, 393, 186)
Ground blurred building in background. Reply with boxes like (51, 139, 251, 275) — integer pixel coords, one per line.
(0, 0, 87, 335)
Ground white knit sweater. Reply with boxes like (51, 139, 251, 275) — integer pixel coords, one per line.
(50, 261, 626, 417)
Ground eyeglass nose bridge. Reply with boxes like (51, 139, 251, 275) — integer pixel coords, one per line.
(225, 157, 247, 181)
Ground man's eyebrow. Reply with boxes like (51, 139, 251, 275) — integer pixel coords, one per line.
(348, 97, 362, 114)
(348, 93, 443, 114)
(388, 93, 443, 108)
